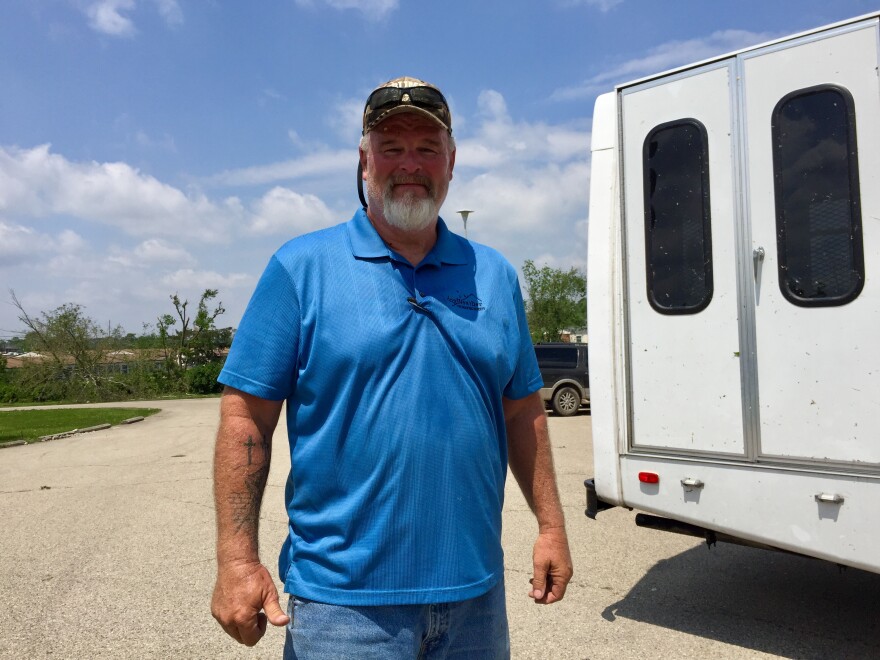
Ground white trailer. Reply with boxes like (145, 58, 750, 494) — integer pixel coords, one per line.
(585, 12, 880, 573)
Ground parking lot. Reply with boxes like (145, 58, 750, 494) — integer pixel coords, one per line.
(1, 399, 879, 659)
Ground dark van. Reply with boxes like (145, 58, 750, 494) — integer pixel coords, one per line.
(534, 343, 589, 416)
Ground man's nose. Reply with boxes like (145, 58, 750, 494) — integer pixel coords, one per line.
(396, 149, 422, 173)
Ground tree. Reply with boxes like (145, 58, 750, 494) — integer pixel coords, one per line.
(521, 260, 587, 343)
(167, 289, 227, 367)
(5, 289, 230, 402)
(155, 312, 178, 377)
(9, 290, 126, 401)
(148, 289, 228, 382)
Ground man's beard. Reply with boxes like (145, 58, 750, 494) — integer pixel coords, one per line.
(369, 176, 440, 232)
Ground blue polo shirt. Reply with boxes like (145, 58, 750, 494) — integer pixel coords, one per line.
(219, 209, 541, 606)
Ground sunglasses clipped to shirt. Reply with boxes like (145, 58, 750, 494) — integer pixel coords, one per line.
(362, 85, 452, 134)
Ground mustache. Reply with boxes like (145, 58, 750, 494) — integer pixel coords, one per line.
(388, 175, 433, 193)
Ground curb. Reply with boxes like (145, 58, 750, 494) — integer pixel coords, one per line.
(38, 423, 112, 442)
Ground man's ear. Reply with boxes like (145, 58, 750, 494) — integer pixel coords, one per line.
(359, 148, 369, 179)
(447, 148, 455, 181)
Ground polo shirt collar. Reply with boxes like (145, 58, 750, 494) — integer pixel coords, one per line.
(347, 208, 470, 266)
(347, 208, 388, 258)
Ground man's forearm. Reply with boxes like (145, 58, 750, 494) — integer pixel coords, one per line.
(505, 391, 573, 604)
(505, 392, 566, 530)
(215, 429, 269, 562)
(214, 390, 282, 564)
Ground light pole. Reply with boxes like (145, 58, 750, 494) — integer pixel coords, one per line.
(457, 209, 474, 238)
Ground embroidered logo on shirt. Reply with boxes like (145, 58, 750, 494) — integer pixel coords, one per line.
(447, 291, 485, 311)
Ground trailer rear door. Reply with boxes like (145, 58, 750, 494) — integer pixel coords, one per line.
(742, 22, 880, 465)
(620, 63, 746, 456)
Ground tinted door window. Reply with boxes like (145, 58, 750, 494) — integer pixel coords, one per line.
(772, 85, 864, 306)
(643, 119, 713, 314)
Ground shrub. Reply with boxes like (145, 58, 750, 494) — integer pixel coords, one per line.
(185, 360, 225, 395)
(0, 382, 19, 403)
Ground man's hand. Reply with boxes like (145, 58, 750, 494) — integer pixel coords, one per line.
(211, 560, 290, 646)
(528, 527, 573, 604)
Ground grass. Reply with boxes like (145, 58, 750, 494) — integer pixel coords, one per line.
(0, 408, 160, 444)
(0, 392, 222, 409)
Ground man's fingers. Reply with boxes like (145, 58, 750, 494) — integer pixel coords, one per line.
(530, 563, 548, 600)
(549, 575, 569, 602)
(220, 624, 243, 645)
(237, 613, 267, 647)
(530, 531, 574, 605)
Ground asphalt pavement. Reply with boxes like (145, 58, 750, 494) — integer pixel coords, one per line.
(1, 399, 879, 659)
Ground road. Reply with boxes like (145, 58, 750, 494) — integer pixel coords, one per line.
(1, 399, 878, 659)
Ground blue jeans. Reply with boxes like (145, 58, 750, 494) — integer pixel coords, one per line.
(283, 580, 510, 659)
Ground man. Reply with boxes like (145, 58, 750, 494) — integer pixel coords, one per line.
(211, 76, 573, 659)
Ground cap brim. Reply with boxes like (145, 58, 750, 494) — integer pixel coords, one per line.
(363, 105, 450, 134)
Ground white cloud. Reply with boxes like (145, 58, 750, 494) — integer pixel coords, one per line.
(294, 0, 399, 21)
(134, 130, 177, 152)
(2, 228, 253, 334)
(86, 0, 136, 37)
(0, 222, 50, 266)
(133, 238, 195, 265)
(206, 149, 353, 187)
(161, 268, 254, 291)
(0, 222, 87, 267)
(84, 0, 183, 37)
(451, 160, 589, 242)
(249, 187, 337, 236)
(327, 96, 367, 142)
(0, 144, 243, 241)
(258, 88, 284, 108)
(552, 29, 778, 101)
(455, 90, 590, 169)
(560, 0, 623, 11)
(153, 0, 183, 26)
(441, 90, 590, 275)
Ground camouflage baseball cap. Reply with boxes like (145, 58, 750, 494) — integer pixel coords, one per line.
(362, 76, 452, 135)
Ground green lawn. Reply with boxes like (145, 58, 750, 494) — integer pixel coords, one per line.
(0, 408, 160, 444)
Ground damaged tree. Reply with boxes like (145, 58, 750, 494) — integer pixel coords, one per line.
(10, 290, 127, 401)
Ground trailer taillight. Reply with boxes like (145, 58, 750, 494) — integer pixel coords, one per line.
(638, 472, 659, 484)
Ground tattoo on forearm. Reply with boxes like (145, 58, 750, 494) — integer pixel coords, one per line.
(228, 433, 270, 533)
(242, 433, 271, 466)
(229, 467, 267, 533)
(243, 436, 257, 465)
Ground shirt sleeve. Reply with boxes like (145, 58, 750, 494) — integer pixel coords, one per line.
(218, 254, 301, 401)
(502, 276, 543, 400)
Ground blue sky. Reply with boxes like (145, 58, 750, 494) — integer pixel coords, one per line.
(1, 0, 876, 337)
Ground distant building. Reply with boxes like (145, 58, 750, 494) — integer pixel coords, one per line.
(559, 329, 588, 344)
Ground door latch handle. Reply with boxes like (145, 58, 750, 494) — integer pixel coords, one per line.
(815, 492, 844, 505)
(753, 246, 765, 278)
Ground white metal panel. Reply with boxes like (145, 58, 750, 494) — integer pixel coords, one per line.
(621, 65, 745, 455)
(742, 23, 880, 464)
(587, 93, 627, 505)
